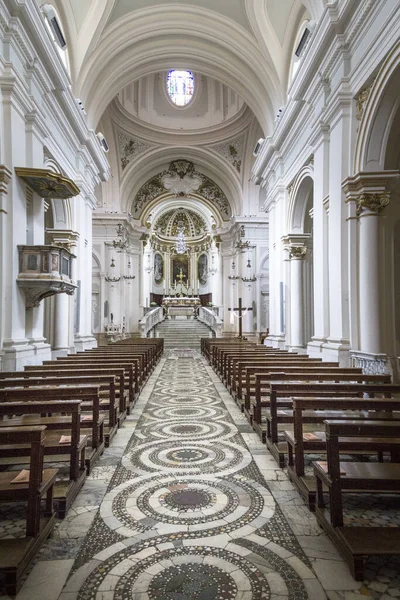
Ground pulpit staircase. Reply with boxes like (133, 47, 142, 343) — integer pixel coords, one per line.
(155, 319, 212, 350)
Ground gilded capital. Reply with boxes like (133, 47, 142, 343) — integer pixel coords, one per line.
(290, 246, 307, 259)
(356, 193, 390, 217)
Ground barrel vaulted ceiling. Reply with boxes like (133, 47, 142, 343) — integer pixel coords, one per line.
(47, 0, 327, 226)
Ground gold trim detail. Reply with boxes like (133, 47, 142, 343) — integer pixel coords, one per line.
(290, 246, 307, 259)
(15, 168, 80, 199)
(356, 193, 390, 217)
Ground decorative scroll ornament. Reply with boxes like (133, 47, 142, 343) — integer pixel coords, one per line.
(133, 160, 230, 219)
(356, 80, 375, 121)
(211, 136, 244, 173)
(289, 246, 307, 259)
(117, 131, 152, 171)
(356, 193, 390, 217)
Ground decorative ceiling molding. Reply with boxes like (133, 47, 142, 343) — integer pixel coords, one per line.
(117, 130, 154, 172)
(154, 208, 207, 238)
(132, 160, 231, 220)
(110, 100, 254, 147)
(208, 135, 245, 174)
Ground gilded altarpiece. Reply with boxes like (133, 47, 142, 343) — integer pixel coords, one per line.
(171, 255, 190, 286)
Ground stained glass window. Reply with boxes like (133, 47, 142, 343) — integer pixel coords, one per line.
(167, 70, 195, 106)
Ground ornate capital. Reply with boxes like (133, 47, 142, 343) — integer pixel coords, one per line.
(356, 81, 374, 121)
(356, 192, 390, 217)
(290, 246, 307, 259)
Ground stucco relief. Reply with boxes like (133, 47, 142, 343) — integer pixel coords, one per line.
(117, 131, 153, 171)
(210, 135, 244, 173)
(132, 160, 231, 219)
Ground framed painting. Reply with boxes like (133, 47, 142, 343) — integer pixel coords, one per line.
(198, 253, 208, 285)
(171, 255, 190, 286)
(154, 252, 164, 284)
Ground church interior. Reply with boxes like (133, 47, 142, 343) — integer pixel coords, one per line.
(0, 0, 400, 598)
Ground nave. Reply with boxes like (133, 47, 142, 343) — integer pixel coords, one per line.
(3, 350, 399, 600)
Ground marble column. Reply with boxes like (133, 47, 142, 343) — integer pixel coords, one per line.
(343, 171, 399, 374)
(289, 246, 307, 350)
(53, 292, 70, 355)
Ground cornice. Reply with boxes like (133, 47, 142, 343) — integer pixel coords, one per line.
(109, 100, 254, 147)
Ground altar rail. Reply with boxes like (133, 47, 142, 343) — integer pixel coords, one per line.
(140, 307, 164, 338)
(197, 307, 222, 337)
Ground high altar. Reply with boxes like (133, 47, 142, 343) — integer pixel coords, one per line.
(162, 296, 200, 318)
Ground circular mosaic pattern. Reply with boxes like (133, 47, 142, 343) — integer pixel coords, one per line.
(101, 474, 273, 536)
(151, 393, 217, 407)
(123, 438, 251, 476)
(77, 546, 272, 600)
(163, 488, 213, 511)
(165, 447, 210, 463)
(151, 406, 221, 420)
(140, 418, 236, 442)
(148, 563, 237, 600)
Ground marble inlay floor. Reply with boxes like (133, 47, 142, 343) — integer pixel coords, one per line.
(2, 351, 399, 600)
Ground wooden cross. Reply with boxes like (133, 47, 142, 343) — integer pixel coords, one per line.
(228, 297, 253, 338)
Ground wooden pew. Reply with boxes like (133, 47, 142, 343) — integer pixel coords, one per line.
(0, 375, 105, 465)
(314, 419, 400, 580)
(0, 425, 58, 595)
(0, 393, 87, 517)
(28, 363, 126, 426)
(240, 361, 342, 411)
(254, 380, 398, 465)
(285, 397, 400, 508)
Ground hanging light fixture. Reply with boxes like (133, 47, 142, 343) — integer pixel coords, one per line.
(175, 226, 189, 255)
(105, 256, 121, 282)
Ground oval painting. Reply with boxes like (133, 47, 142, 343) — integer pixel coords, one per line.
(154, 253, 164, 284)
(198, 253, 208, 286)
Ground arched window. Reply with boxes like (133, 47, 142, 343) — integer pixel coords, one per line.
(167, 70, 195, 106)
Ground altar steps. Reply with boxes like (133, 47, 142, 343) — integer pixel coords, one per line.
(155, 319, 212, 349)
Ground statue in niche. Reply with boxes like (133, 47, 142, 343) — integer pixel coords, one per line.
(198, 254, 208, 286)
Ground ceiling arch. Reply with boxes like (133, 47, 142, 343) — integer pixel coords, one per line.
(76, 6, 283, 133)
(119, 146, 242, 218)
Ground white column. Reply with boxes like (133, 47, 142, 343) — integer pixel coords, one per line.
(53, 292, 70, 354)
(324, 101, 352, 364)
(308, 123, 330, 356)
(289, 246, 307, 349)
(358, 207, 382, 354)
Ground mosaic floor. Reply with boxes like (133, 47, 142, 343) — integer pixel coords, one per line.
(2, 351, 399, 600)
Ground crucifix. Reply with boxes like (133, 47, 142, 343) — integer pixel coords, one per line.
(176, 267, 186, 285)
(228, 297, 253, 338)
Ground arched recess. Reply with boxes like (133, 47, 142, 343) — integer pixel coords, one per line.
(120, 147, 242, 220)
(287, 171, 314, 348)
(354, 39, 400, 173)
(75, 7, 282, 133)
(352, 39, 400, 377)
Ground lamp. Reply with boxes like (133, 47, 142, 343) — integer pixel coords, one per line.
(123, 257, 135, 280)
(175, 226, 189, 255)
(105, 257, 121, 282)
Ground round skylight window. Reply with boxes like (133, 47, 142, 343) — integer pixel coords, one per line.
(167, 70, 195, 106)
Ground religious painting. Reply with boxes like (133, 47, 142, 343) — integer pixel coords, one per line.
(198, 253, 208, 286)
(171, 255, 190, 287)
(153, 253, 164, 284)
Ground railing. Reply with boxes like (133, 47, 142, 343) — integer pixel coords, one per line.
(197, 307, 223, 337)
(139, 307, 164, 338)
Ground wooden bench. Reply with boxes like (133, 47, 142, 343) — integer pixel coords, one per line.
(240, 361, 342, 412)
(0, 394, 88, 517)
(255, 380, 398, 465)
(0, 425, 58, 595)
(314, 419, 400, 580)
(285, 397, 400, 508)
(0, 376, 105, 466)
